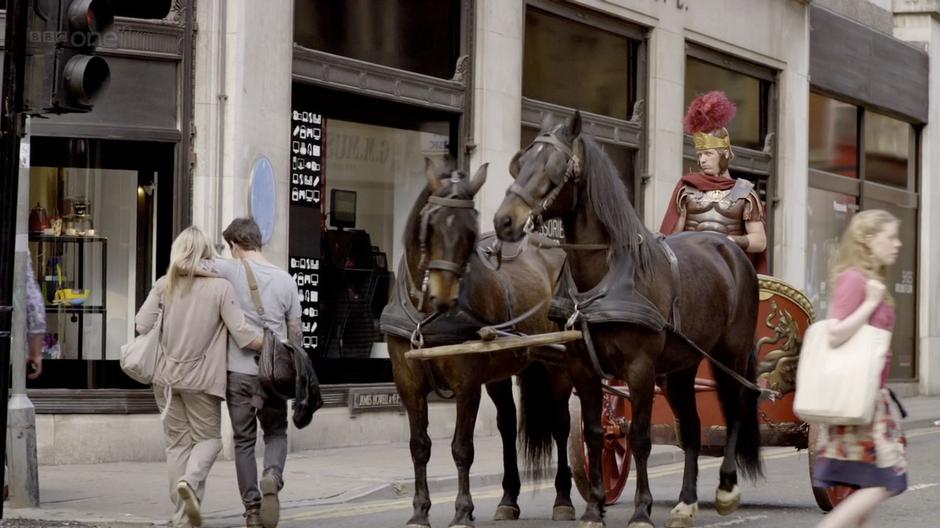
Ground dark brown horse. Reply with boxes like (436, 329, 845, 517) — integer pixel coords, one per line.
(382, 159, 574, 528)
(493, 113, 763, 528)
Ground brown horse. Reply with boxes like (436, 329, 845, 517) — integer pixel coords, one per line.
(493, 113, 763, 528)
(382, 159, 574, 527)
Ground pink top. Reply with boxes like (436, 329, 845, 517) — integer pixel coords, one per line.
(827, 267, 895, 385)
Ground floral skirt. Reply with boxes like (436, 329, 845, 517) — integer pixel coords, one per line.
(812, 388, 907, 495)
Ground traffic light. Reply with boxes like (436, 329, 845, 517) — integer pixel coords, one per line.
(24, 0, 114, 114)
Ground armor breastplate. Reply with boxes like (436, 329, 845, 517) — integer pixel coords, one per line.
(682, 186, 747, 236)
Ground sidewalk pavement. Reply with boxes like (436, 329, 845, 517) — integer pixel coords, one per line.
(4, 395, 939, 528)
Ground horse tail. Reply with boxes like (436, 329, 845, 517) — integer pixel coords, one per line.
(736, 350, 764, 480)
(518, 361, 555, 481)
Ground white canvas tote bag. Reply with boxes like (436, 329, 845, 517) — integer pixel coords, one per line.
(120, 307, 163, 385)
(794, 319, 891, 425)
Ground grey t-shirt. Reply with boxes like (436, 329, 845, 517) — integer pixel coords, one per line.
(211, 258, 302, 375)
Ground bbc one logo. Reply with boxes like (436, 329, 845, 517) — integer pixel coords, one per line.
(28, 30, 118, 48)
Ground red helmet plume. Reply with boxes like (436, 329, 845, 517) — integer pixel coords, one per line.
(683, 91, 736, 135)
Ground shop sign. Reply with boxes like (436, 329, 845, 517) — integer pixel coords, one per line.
(348, 387, 403, 415)
(289, 107, 325, 353)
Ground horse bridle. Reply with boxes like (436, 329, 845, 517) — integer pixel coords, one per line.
(411, 171, 478, 311)
(508, 131, 583, 234)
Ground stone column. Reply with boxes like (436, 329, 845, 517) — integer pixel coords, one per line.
(893, 1, 940, 395)
(773, 3, 812, 288)
(472, 0, 525, 228)
(192, 0, 294, 266)
(644, 22, 687, 230)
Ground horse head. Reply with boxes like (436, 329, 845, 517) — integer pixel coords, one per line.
(494, 112, 584, 243)
(418, 158, 488, 313)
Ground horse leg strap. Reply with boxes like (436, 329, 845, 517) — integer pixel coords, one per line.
(581, 320, 615, 381)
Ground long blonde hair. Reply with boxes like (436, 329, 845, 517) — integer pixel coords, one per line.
(166, 226, 216, 296)
(831, 209, 899, 284)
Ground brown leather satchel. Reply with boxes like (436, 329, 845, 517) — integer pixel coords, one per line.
(242, 260, 297, 399)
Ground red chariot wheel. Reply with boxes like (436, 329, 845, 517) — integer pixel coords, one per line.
(569, 387, 633, 505)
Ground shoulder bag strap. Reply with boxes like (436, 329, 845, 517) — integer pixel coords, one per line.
(241, 259, 266, 318)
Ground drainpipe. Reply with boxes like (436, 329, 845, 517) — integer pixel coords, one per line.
(214, 0, 228, 251)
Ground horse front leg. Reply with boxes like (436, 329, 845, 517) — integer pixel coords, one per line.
(626, 363, 657, 528)
(450, 385, 482, 528)
(484, 380, 521, 521)
(402, 389, 433, 528)
(663, 367, 702, 528)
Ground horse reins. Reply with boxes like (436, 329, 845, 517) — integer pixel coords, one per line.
(517, 131, 774, 399)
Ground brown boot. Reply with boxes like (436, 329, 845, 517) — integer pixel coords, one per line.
(259, 471, 281, 528)
(244, 507, 262, 528)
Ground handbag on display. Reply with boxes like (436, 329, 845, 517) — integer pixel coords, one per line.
(120, 303, 164, 385)
(793, 318, 892, 425)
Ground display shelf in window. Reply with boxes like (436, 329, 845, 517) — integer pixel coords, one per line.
(29, 233, 108, 362)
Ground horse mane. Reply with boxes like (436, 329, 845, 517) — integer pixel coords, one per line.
(579, 135, 655, 271)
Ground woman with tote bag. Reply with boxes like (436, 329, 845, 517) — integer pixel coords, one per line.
(811, 209, 907, 528)
(135, 227, 263, 528)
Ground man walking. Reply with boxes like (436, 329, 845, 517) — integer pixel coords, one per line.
(208, 218, 303, 528)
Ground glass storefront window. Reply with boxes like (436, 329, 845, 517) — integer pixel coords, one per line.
(26, 138, 175, 390)
(809, 93, 859, 178)
(523, 8, 631, 120)
(805, 189, 858, 317)
(685, 58, 764, 150)
(294, 0, 462, 79)
(320, 120, 450, 360)
(862, 198, 918, 379)
(865, 111, 911, 188)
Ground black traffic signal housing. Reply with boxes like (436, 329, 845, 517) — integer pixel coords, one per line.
(24, 0, 115, 114)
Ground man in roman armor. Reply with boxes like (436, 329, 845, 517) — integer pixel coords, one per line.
(659, 90, 768, 273)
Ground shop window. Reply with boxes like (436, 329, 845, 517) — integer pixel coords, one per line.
(292, 83, 459, 384)
(685, 58, 766, 151)
(805, 190, 858, 316)
(864, 111, 911, 188)
(523, 8, 632, 120)
(806, 92, 920, 381)
(294, 0, 462, 79)
(320, 119, 451, 362)
(861, 197, 917, 379)
(26, 138, 175, 390)
(809, 93, 859, 178)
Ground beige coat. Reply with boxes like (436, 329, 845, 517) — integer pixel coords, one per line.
(135, 276, 260, 399)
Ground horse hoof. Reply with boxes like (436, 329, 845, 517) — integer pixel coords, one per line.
(577, 522, 606, 528)
(665, 502, 699, 528)
(715, 484, 741, 516)
(626, 523, 654, 528)
(553, 505, 576, 521)
(494, 504, 521, 521)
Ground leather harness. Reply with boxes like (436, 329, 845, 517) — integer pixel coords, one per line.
(519, 130, 770, 397)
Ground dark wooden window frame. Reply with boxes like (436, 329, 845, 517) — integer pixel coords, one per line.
(522, 0, 648, 214)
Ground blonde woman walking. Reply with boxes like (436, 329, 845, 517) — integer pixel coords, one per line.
(812, 209, 907, 528)
(136, 227, 262, 528)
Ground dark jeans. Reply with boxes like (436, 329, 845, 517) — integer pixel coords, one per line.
(227, 372, 288, 510)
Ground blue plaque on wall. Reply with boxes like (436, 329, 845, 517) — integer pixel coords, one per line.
(250, 156, 277, 245)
